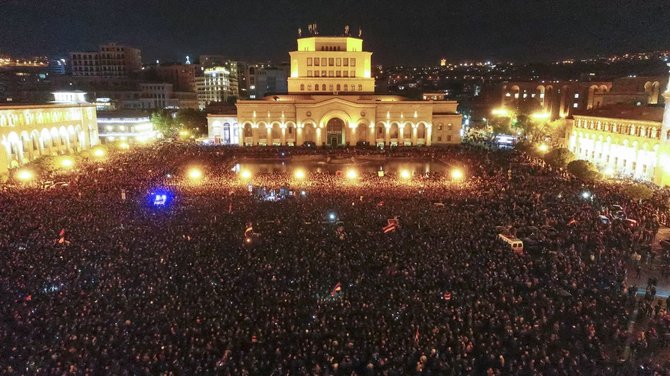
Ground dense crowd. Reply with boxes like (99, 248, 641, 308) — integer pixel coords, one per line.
(1, 143, 670, 375)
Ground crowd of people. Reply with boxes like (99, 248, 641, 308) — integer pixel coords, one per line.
(1, 142, 670, 375)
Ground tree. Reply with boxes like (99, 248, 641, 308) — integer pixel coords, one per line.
(174, 109, 208, 137)
(151, 111, 177, 138)
(622, 184, 653, 200)
(544, 148, 575, 168)
(547, 119, 569, 142)
(567, 160, 600, 181)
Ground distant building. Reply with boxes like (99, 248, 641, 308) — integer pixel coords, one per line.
(246, 64, 289, 99)
(208, 33, 462, 147)
(97, 110, 156, 144)
(70, 43, 142, 78)
(154, 63, 198, 92)
(0, 103, 99, 175)
(592, 76, 666, 108)
(196, 62, 239, 109)
(52, 90, 88, 104)
(567, 72, 670, 186)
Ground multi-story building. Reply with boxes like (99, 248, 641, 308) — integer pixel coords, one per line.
(567, 72, 670, 186)
(97, 110, 156, 144)
(207, 33, 462, 147)
(0, 103, 99, 175)
(70, 43, 142, 78)
(246, 63, 289, 99)
(154, 63, 198, 92)
(196, 63, 239, 109)
(287, 36, 373, 94)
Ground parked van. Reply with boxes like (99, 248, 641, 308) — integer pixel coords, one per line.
(498, 233, 524, 254)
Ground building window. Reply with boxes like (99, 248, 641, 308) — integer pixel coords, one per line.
(314, 83, 319, 91)
(351, 70, 356, 78)
(343, 71, 349, 77)
(321, 70, 326, 77)
(448, 123, 453, 130)
(336, 58, 341, 66)
(322, 84, 326, 91)
(350, 58, 356, 66)
(573, 103, 578, 108)
(300, 84, 305, 91)
(307, 70, 312, 77)
(343, 59, 348, 67)
(437, 124, 443, 131)
(336, 84, 341, 91)
(336, 71, 341, 77)
(307, 84, 312, 91)
(447, 135, 452, 142)
(344, 84, 348, 91)
(358, 84, 363, 91)
(328, 58, 334, 66)
(307, 58, 312, 66)
(329, 71, 334, 77)
(329, 84, 334, 91)
(437, 136, 442, 142)
(314, 58, 320, 66)
(321, 58, 327, 66)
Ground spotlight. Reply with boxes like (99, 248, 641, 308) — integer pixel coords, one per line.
(345, 169, 358, 180)
(187, 167, 204, 181)
(450, 168, 464, 181)
(399, 169, 411, 180)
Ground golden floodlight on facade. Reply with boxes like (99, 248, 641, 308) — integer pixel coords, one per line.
(345, 168, 358, 180)
(16, 168, 34, 182)
(187, 167, 204, 181)
(450, 168, 464, 181)
(293, 168, 306, 180)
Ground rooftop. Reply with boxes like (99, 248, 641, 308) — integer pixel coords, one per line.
(573, 104, 665, 122)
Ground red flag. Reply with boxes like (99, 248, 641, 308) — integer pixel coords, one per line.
(567, 218, 577, 226)
(58, 228, 65, 237)
(443, 291, 452, 301)
(331, 282, 342, 297)
(25, 294, 32, 302)
(415, 327, 420, 344)
(377, 201, 384, 207)
(383, 218, 399, 233)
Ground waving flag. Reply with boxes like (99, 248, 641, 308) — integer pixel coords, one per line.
(331, 282, 342, 297)
(383, 218, 400, 233)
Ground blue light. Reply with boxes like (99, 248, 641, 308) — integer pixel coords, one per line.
(148, 189, 174, 208)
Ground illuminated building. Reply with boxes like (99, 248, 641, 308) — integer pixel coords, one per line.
(196, 63, 239, 109)
(0, 103, 99, 176)
(567, 68, 670, 186)
(97, 111, 156, 144)
(208, 31, 462, 146)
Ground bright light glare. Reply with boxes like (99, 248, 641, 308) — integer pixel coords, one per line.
(118, 142, 130, 150)
(187, 167, 204, 181)
(537, 144, 549, 153)
(581, 191, 591, 199)
(294, 169, 306, 180)
(531, 112, 550, 120)
(345, 169, 358, 180)
(450, 168, 464, 181)
(60, 158, 74, 169)
(399, 169, 411, 180)
(92, 148, 106, 158)
(328, 213, 336, 221)
(491, 108, 510, 117)
(16, 169, 34, 182)
(604, 166, 615, 177)
(240, 170, 252, 180)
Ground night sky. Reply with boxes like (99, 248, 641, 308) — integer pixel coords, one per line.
(1, 0, 669, 65)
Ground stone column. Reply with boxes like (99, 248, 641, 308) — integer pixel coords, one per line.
(266, 126, 272, 145)
(316, 127, 322, 146)
(281, 127, 286, 145)
(297, 126, 303, 145)
(426, 124, 432, 146)
(252, 125, 259, 145)
(348, 124, 357, 145)
(384, 124, 390, 145)
(398, 125, 405, 145)
(412, 126, 418, 145)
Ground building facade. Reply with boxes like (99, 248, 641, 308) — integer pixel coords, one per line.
(70, 43, 142, 78)
(207, 34, 462, 147)
(0, 104, 99, 175)
(567, 75, 670, 186)
(97, 111, 156, 144)
(196, 64, 239, 109)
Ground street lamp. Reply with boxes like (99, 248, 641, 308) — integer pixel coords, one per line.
(537, 143, 549, 153)
(399, 169, 411, 180)
(92, 147, 106, 158)
(530, 112, 550, 121)
(491, 108, 511, 117)
(345, 168, 358, 180)
(293, 168, 306, 180)
(450, 168, 464, 181)
(60, 157, 75, 169)
(240, 170, 252, 180)
(187, 167, 204, 181)
(16, 168, 34, 183)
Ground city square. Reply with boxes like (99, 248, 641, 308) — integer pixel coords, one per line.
(2, 1, 670, 375)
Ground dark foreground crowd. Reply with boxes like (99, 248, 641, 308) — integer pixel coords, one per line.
(1, 143, 670, 375)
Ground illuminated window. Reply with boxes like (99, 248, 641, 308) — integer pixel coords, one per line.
(314, 58, 319, 66)
(307, 58, 312, 66)
(574, 93, 579, 98)
(438, 124, 443, 130)
(307, 70, 312, 77)
(321, 70, 326, 77)
(321, 58, 327, 66)
(573, 103, 578, 108)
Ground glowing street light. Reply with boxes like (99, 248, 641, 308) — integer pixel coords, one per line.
(187, 167, 204, 181)
(537, 143, 549, 153)
(118, 142, 130, 150)
(450, 168, 464, 181)
(92, 147, 106, 158)
(16, 168, 34, 182)
(531, 112, 551, 121)
(399, 169, 411, 180)
(240, 170, 252, 180)
(293, 168, 306, 180)
(581, 191, 592, 200)
(345, 168, 358, 180)
(491, 108, 511, 117)
(60, 157, 75, 169)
